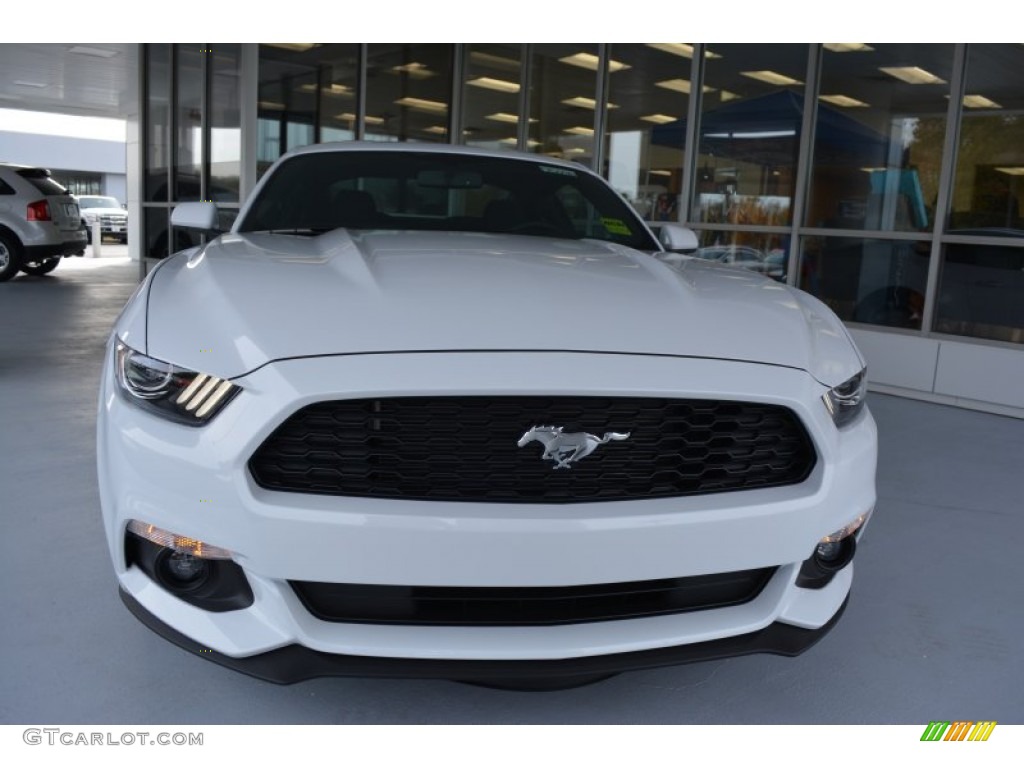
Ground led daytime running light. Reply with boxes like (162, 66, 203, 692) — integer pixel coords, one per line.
(127, 520, 233, 560)
(819, 510, 871, 544)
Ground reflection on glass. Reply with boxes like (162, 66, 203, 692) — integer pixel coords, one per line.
(527, 44, 600, 165)
(145, 44, 170, 202)
(174, 44, 204, 202)
(935, 242, 1024, 343)
(807, 43, 951, 233)
(144, 207, 169, 259)
(461, 44, 523, 150)
(605, 43, 690, 221)
(948, 44, 1024, 233)
(694, 44, 807, 226)
(316, 44, 359, 144)
(694, 229, 790, 281)
(210, 44, 241, 202)
(799, 236, 930, 329)
(256, 45, 318, 175)
(365, 44, 453, 142)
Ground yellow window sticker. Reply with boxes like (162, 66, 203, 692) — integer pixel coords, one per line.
(601, 217, 632, 236)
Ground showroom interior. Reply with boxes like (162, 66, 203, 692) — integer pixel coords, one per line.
(1, 42, 1023, 726)
(2, 43, 1021, 416)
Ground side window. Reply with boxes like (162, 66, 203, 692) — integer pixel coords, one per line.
(0, 179, 15, 195)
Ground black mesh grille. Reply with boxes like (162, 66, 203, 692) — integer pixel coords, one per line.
(290, 568, 777, 626)
(248, 396, 816, 503)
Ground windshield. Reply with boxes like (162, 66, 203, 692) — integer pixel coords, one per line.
(78, 196, 121, 209)
(238, 151, 660, 251)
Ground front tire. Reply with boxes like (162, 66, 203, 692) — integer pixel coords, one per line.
(20, 257, 61, 276)
(0, 231, 23, 282)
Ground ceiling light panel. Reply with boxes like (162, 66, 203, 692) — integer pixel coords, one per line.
(645, 43, 721, 59)
(962, 94, 1002, 108)
(819, 94, 870, 107)
(879, 66, 946, 85)
(740, 70, 803, 86)
(394, 97, 448, 114)
(467, 77, 521, 93)
(561, 96, 618, 110)
(823, 43, 874, 53)
(640, 114, 678, 124)
(655, 79, 717, 95)
(559, 52, 630, 72)
(485, 113, 537, 125)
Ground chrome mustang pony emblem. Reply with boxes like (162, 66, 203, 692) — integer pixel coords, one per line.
(517, 426, 631, 470)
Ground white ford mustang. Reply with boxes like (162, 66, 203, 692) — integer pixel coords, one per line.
(97, 143, 876, 689)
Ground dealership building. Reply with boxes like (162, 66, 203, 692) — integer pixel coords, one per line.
(2, 43, 1023, 416)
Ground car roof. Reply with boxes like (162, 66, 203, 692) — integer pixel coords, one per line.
(279, 141, 596, 175)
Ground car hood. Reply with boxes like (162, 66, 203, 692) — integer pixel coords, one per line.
(81, 206, 125, 214)
(142, 229, 863, 384)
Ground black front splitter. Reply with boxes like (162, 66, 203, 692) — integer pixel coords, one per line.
(120, 587, 848, 687)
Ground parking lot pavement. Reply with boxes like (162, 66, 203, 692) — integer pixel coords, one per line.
(1, 258, 1022, 724)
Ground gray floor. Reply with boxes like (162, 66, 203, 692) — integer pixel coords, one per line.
(2, 257, 1022, 724)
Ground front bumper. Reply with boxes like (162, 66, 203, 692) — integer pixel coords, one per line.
(98, 348, 876, 677)
(121, 587, 850, 685)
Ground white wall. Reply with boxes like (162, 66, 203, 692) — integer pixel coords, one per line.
(850, 327, 1024, 418)
(0, 130, 125, 174)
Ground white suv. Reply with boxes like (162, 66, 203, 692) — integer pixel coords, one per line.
(0, 163, 87, 281)
(76, 194, 128, 244)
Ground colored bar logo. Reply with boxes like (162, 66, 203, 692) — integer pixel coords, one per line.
(921, 721, 997, 741)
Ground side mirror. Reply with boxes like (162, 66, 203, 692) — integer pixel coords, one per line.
(656, 223, 699, 254)
(171, 202, 220, 233)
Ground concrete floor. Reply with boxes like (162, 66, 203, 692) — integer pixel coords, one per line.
(1, 257, 1022, 724)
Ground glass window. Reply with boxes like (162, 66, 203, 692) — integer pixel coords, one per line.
(16, 168, 68, 196)
(605, 44, 691, 221)
(144, 207, 169, 259)
(364, 44, 453, 142)
(238, 150, 659, 251)
(145, 44, 171, 202)
(935, 242, 1024, 343)
(316, 45, 360, 144)
(807, 43, 952, 234)
(693, 229, 790, 281)
(693, 44, 807, 226)
(799, 236, 930, 329)
(527, 44, 600, 165)
(948, 44, 1024, 234)
(257, 45, 319, 174)
(210, 43, 241, 202)
(54, 173, 103, 196)
(461, 44, 524, 150)
(174, 44, 204, 202)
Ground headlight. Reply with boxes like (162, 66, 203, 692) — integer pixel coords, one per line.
(114, 341, 239, 425)
(822, 368, 867, 428)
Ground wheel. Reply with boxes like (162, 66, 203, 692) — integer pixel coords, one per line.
(0, 231, 23, 282)
(20, 257, 61, 276)
(82, 221, 92, 245)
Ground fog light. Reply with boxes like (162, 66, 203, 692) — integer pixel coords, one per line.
(125, 523, 254, 612)
(161, 551, 209, 588)
(815, 539, 843, 562)
(797, 509, 872, 589)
